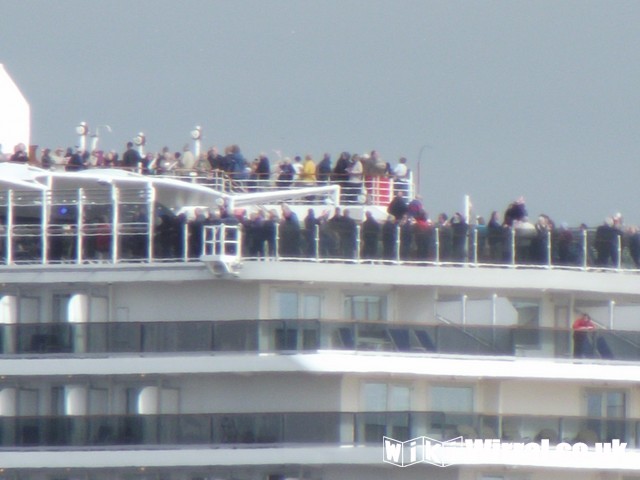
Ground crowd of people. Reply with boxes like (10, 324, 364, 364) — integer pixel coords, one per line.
(1, 141, 639, 269)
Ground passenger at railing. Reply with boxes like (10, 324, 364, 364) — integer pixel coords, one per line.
(387, 192, 408, 220)
(382, 215, 398, 260)
(207, 146, 224, 171)
(122, 142, 141, 170)
(303, 208, 318, 257)
(188, 208, 207, 258)
(392, 157, 410, 195)
(65, 147, 87, 171)
(529, 214, 553, 265)
(276, 157, 295, 188)
(572, 313, 596, 358)
(317, 209, 337, 258)
(300, 154, 317, 185)
(242, 211, 260, 257)
(154, 213, 174, 258)
(227, 144, 248, 183)
(327, 207, 356, 259)
(105, 150, 118, 168)
(450, 212, 468, 262)
(9, 143, 28, 163)
(361, 211, 380, 259)
(181, 144, 196, 171)
(40, 148, 53, 169)
(414, 210, 434, 260)
(263, 209, 278, 257)
(487, 211, 506, 263)
(503, 196, 527, 227)
(474, 216, 488, 261)
(317, 153, 332, 184)
(399, 215, 414, 260)
(407, 195, 424, 219)
(512, 217, 535, 264)
(627, 226, 640, 268)
(595, 217, 621, 267)
(346, 154, 364, 203)
(332, 152, 350, 201)
(436, 213, 452, 261)
(279, 204, 300, 257)
(254, 153, 271, 185)
(556, 222, 579, 266)
(292, 155, 303, 183)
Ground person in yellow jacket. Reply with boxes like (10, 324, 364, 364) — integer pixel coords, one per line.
(300, 154, 317, 184)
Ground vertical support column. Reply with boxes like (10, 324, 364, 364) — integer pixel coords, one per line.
(546, 229, 552, 268)
(395, 224, 400, 263)
(461, 294, 468, 326)
(491, 293, 498, 326)
(0, 388, 16, 416)
(472, 228, 478, 265)
(582, 229, 588, 270)
(68, 293, 89, 353)
(6, 190, 13, 265)
(138, 386, 159, 414)
(616, 235, 622, 270)
(111, 186, 120, 264)
(64, 385, 88, 415)
(41, 190, 48, 265)
(609, 300, 615, 330)
(314, 224, 320, 261)
(356, 224, 361, 262)
(183, 223, 189, 262)
(0, 296, 17, 353)
(435, 227, 440, 265)
(76, 189, 84, 264)
(275, 222, 280, 261)
(147, 185, 155, 262)
(510, 228, 516, 267)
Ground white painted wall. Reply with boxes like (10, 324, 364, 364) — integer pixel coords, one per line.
(0, 64, 30, 153)
(113, 281, 260, 321)
(179, 373, 341, 413)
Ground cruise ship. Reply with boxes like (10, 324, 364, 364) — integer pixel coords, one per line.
(2, 65, 640, 480)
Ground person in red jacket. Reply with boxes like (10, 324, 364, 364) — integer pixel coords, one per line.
(572, 313, 596, 358)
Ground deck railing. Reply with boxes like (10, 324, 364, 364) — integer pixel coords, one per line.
(0, 410, 635, 449)
(1, 319, 637, 362)
(0, 185, 637, 272)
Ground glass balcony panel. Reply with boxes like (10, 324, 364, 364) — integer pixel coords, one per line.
(213, 321, 258, 352)
(283, 412, 340, 443)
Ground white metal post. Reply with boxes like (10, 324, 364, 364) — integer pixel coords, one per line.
(7, 191, 13, 265)
(41, 190, 48, 265)
(582, 229, 588, 270)
(111, 186, 119, 264)
(76, 189, 84, 264)
(147, 186, 155, 262)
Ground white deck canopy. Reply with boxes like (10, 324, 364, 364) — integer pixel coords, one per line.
(0, 64, 30, 154)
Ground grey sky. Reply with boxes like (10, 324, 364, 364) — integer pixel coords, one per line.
(2, 0, 639, 225)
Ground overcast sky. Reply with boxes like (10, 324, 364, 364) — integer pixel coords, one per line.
(2, 0, 639, 225)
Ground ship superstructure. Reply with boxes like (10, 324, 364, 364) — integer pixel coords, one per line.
(0, 163, 637, 480)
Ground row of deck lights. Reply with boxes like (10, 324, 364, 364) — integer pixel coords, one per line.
(75, 123, 203, 157)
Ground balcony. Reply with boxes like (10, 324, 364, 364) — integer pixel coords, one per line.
(0, 411, 636, 449)
(1, 319, 639, 363)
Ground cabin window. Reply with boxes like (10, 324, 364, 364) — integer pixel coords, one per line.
(430, 385, 474, 413)
(344, 294, 387, 322)
(362, 383, 410, 411)
(585, 390, 625, 418)
(272, 291, 322, 319)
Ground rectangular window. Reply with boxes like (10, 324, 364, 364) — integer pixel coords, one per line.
(272, 291, 322, 319)
(431, 385, 473, 413)
(362, 383, 410, 411)
(344, 294, 387, 321)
